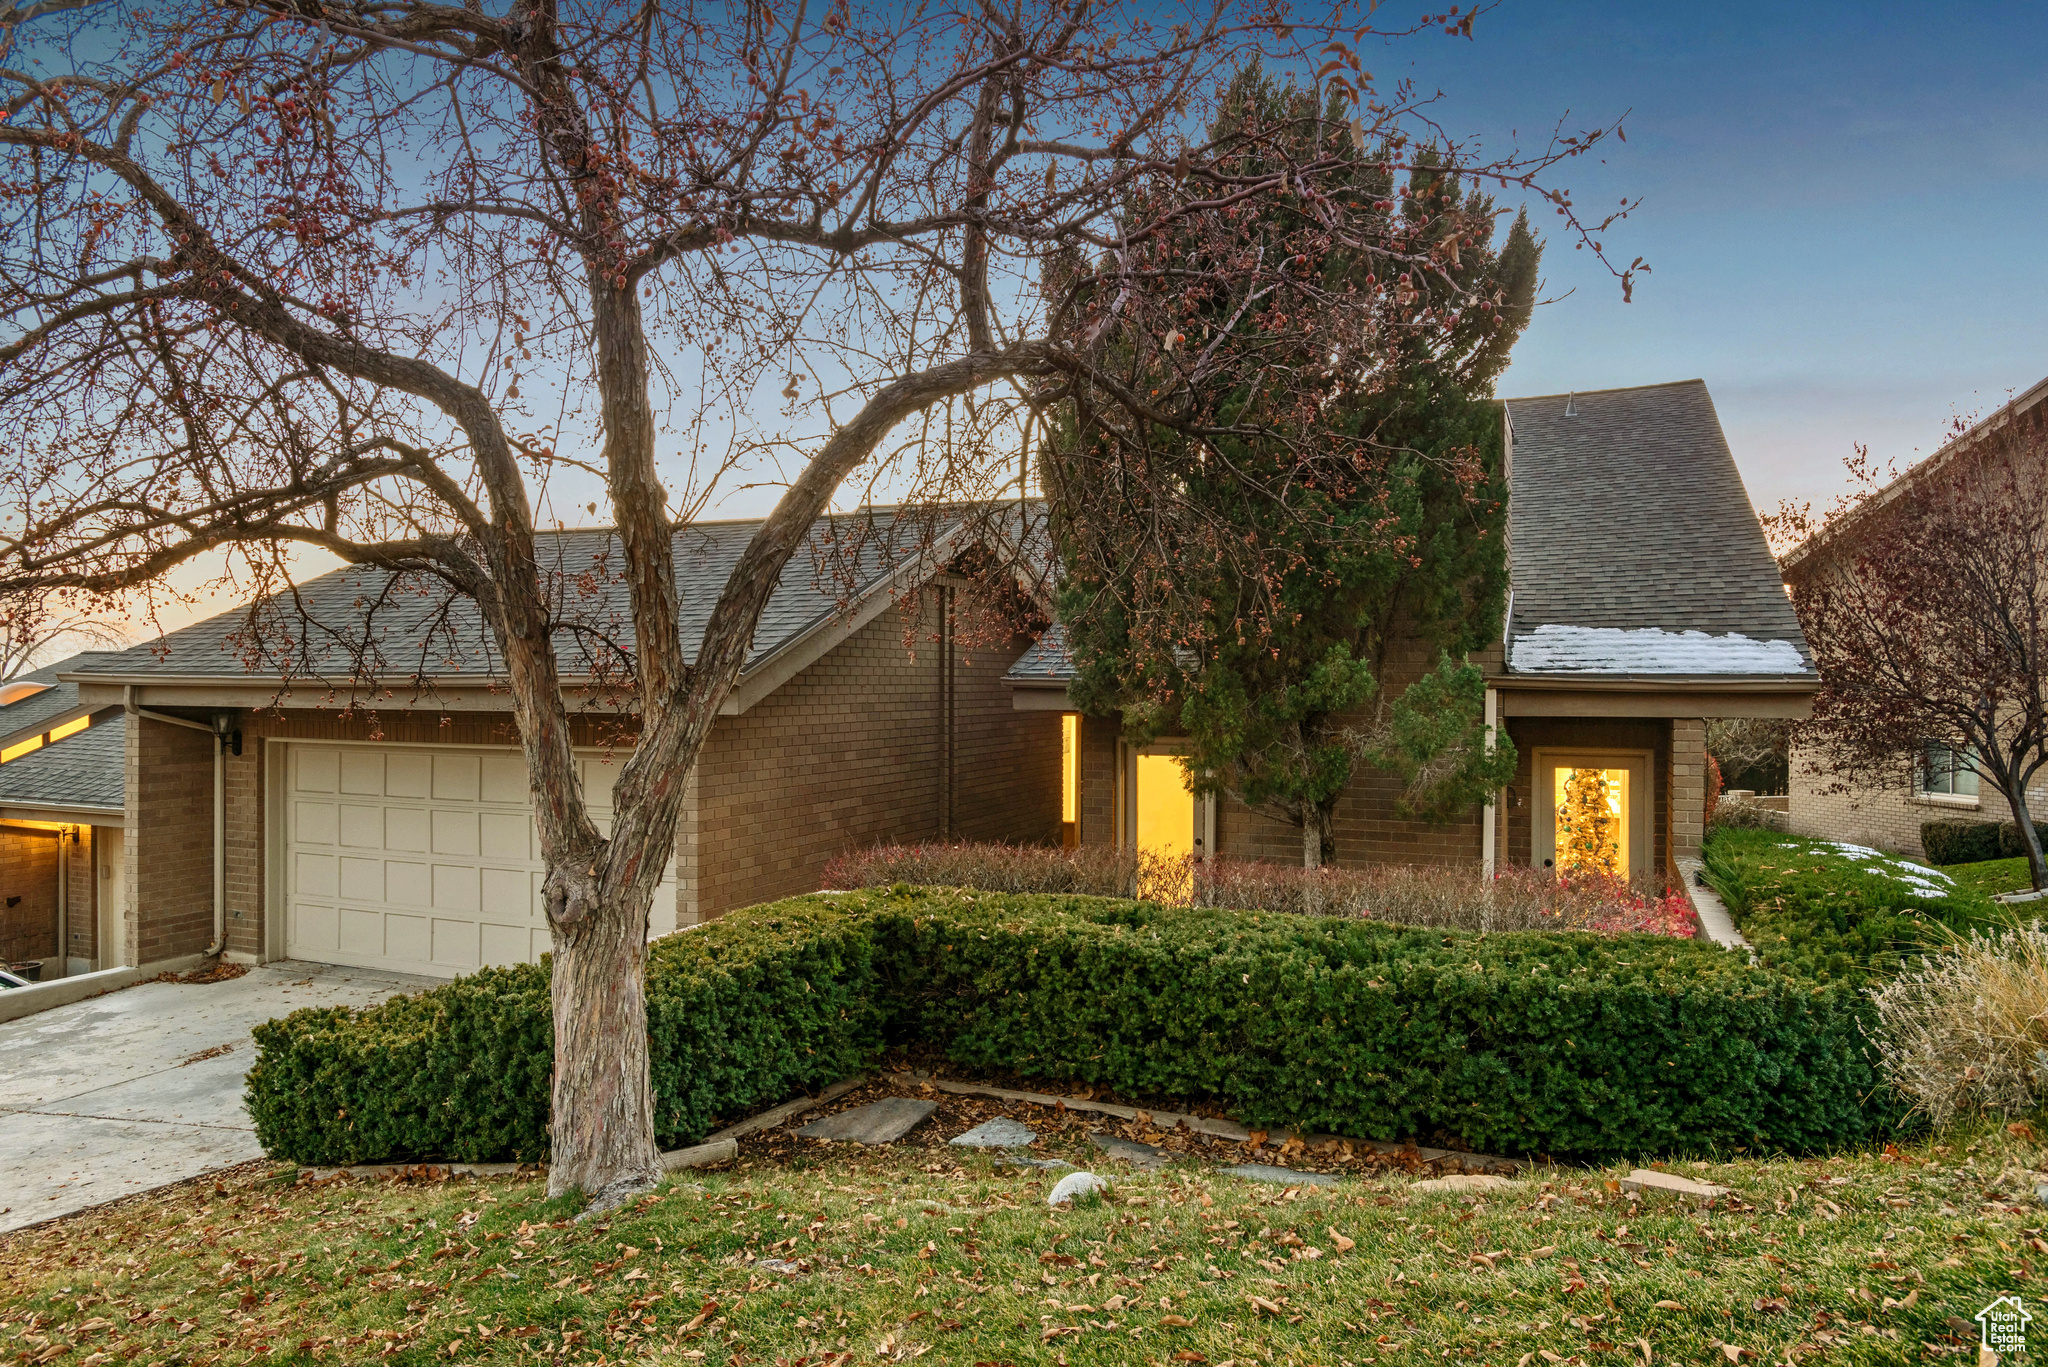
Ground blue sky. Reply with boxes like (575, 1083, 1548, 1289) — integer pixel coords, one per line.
(1390, 0, 2048, 512)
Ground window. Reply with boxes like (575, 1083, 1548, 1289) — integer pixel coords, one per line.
(1919, 742, 1980, 797)
(1060, 714, 1079, 847)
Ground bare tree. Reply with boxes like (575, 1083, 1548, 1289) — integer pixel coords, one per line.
(1783, 417, 2048, 890)
(0, 0, 1629, 1205)
(0, 591, 127, 679)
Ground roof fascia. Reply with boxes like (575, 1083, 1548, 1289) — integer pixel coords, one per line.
(1782, 371, 2048, 572)
(0, 799, 122, 823)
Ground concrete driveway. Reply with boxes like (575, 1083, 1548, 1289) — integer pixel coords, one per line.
(0, 961, 434, 1235)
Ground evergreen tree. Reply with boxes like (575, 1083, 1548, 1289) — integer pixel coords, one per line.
(1050, 67, 1539, 867)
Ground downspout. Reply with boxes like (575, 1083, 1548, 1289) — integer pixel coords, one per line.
(1482, 686, 1500, 880)
(53, 826, 68, 979)
(123, 690, 230, 959)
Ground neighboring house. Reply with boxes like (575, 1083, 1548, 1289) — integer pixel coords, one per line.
(1009, 380, 1819, 882)
(1781, 373, 2048, 857)
(0, 652, 127, 978)
(60, 513, 1057, 980)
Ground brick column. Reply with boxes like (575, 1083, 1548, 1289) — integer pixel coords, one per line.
(128, 714, 216, 965)
(1669, 718, 1708, 872)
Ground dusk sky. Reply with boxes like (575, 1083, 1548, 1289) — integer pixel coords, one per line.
(1396, 0, 2048, 514)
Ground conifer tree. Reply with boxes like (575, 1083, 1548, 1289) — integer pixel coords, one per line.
(1052, 67, 1539, 867)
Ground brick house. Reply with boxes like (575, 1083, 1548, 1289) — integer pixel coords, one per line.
(1010, 380, 1819, 882)
(58, 513, 1059, 979)
(1782, 372, 2048, 857)
(0, 652, 127, 980)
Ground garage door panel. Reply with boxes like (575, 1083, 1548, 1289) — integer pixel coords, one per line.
(480, 922, 530, 966)
(339, 804, 382, 848)
(384, 809, 429, 853)
(431, 809, 479, 856)
(433, 754, 480, 802)
(339, 907, 383, 955)
(295, 801, 339, 846)
(297, 748, 339, 793)
(294, 851, 338, 898)
(479, 811, 529, 860)
(385, 752, 431, 798)
(292, 901, 338, 951)
(432, 864, 478, 911)
(481, 755, 526, 804)
(340, 750, 383, 794)
(285, 742, 678, 977)
(384, 859, 430, 907)
(339, 856, 383, 901)
(385, 913, 429, 961)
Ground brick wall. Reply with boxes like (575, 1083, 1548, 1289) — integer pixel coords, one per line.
(697, 604, 1054, 918)
(1078, 711, 1119, 847)
(1503, 717, 1671, 880)
(953, 630, 1062, 846)
(130, 715, 215, 964)
(0, 827, 58, 966)
(1669, 718, 1707, 870)
(61, 826, 94, 965)
(1784, 741, 2047, 857)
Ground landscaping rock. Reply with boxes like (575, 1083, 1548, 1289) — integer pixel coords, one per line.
(1089, 1133, 1171, 1170)
(1222, 1163, 1339, 1188)
(793, 1098, 937, 1144)
(1618, 1169, 1730, 1202)
(998, 1156, 1073, 1172)
(1048, 1171, 1109, 1205)
(950, 1117, 1038, 1149)
(660, 1138, 737, 1172)
(1410, 1174, 1519, 1194)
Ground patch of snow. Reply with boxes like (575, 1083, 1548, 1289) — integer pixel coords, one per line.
(1510, 624, 1809, 675)
(1777, 840, 1958, 899)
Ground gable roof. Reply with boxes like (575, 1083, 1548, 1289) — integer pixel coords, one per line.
(66, 509, 961, 699)
(0, 712, 124, 816)
(1502, 380, 1813, 679)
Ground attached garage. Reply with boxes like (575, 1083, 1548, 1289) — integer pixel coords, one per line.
(279, 743, 677, 977)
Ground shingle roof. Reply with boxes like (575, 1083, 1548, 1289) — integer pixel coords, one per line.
(68, 510, 953, 686)
(1003, 380, 1814, 686)
(1004, 623, 1074, 683)
(1502, 380, 1813, 677)
(0, 650, 124, 746)
(0, 712, 124, 814)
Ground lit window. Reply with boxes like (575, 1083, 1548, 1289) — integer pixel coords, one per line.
(1061, 714, 1079, 825)
(1919, 743, 1979, 797)
(47, 716, 89, 743)
(0, 735, 42, 763)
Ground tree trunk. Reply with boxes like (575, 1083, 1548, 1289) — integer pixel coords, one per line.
(2011, 790, 2048, 893)
(547, 875, 662, 1205)
(1301, 802, 1330, 870)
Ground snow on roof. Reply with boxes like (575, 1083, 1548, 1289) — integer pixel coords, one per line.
(1508, 623, 1811, 676)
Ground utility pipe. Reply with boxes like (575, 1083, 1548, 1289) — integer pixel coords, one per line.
(53, 825, 68, 979)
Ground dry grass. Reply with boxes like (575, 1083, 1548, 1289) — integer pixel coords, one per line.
(1873, 922, 2048, 1127)
(0, 1096, 2032, 1367)
(824, 843, 1698, 938)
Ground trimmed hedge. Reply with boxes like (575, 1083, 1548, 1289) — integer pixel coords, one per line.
(1922, 818, 2038, 867)
(247, 900, 883, 1166)
(1701, 828, 2000, 987)
(250, 887, 1895, 1166)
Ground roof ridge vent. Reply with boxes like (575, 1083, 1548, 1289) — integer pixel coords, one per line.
(1563, 391, 1577, 417)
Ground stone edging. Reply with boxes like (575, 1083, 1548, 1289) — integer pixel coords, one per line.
(1676, 857, 1752, 954)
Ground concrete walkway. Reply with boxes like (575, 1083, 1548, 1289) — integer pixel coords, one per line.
(1675, 857, 1752, 954)
(0, 960, 433, 1234)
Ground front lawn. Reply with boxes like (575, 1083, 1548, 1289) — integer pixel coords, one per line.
(1701, 828, 2005, 985)
(0, 1108, 2030, 1367)
(1940, 855, 2037, 900)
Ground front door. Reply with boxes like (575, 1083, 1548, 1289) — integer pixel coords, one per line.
(1533, 749, 1652, 881)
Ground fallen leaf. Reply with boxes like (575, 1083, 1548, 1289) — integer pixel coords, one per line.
(1173, 1353, 1207, 1365)
(1249, 1295, 1282, 1315)
(1161, 1314, 1192, 1327)
(1654, 1300, 1686, 1311)
(1328, 1227, 1355, 1253)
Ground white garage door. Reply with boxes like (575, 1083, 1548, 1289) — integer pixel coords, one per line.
(283, 744, 677, 976)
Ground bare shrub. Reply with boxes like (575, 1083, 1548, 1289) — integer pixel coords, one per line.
(1708, 794, 1789, 833)
(822, 842, 1698, 938)
(1871, 923, 2048, 1127)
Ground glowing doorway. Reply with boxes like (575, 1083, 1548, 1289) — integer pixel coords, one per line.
(1552, 765, 1631, 880)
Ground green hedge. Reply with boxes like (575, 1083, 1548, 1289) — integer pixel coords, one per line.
(1701, 827, 2000, 987)
(1922, 818, 2039, 867)
(249, 887, 1895, 1166)
(247, 900, 884, 1166)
